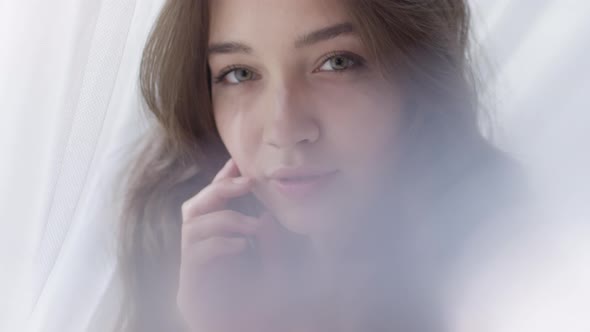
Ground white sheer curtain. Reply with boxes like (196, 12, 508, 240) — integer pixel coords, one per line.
(0, 0, 164, 331)
(0, 0, 588, 331)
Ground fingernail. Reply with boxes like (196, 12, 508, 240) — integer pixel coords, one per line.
(232, 177, 250, 184)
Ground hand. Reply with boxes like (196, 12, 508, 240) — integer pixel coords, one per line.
(177, 159, 269, 332)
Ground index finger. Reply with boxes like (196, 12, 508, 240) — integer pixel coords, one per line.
(181, 177, 253, 220)
(212, 158, 241, 183)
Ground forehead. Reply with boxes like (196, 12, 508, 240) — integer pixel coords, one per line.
(209, 0, 351, 44)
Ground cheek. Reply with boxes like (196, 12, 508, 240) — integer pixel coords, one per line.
(214, 98, 261, 177)
(319, 82, 402, 172)
(323, 91, 402, 221)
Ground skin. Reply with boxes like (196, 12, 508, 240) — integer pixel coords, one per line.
(179, 160, 279, 332)
(178, 0, 404, 330)
(209, 0, 403, 250)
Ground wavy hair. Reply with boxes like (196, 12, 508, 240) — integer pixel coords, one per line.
(116, 1, 519, 330)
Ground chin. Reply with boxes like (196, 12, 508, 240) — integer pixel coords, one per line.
(273, 205, 337, 236)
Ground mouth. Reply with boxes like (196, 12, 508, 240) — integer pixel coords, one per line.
(268, 168, 339, 199)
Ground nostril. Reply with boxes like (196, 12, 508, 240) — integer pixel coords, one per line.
(263, 119, 320, 149)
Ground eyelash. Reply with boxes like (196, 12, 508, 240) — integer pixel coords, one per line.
(313, 51, 365, 73)
(212, 51, 366, 85)
(213, 65, 256, 85)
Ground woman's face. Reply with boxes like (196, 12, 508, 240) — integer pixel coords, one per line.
(209, 0, 402, 238)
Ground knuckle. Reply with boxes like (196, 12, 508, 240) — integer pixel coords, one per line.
(181, 186, 212, 220)
(181, 200, 192, 220)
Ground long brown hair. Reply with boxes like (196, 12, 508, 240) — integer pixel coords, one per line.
(116, 0, 518, 331)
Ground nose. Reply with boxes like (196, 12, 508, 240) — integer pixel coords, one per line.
(262, 81, 320, 149)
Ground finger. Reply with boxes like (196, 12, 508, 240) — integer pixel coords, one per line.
(212, 158, 241, 183)
(182, 211, 261, 248)
(182, 177, 253, 220)
(184, 236, 249, 268)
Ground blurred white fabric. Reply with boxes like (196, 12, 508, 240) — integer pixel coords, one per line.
(0, 0, 588, 331)
(0, 0, 164, 331)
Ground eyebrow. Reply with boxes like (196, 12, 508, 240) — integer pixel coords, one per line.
(207, 22, 355, 56)
(207, 42, 252, 55)
(295, 22, 355, 48)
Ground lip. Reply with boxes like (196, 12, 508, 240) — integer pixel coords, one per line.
(267, 167, 339, 199)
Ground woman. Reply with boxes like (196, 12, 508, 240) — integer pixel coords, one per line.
(117, 0, 521, 331)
